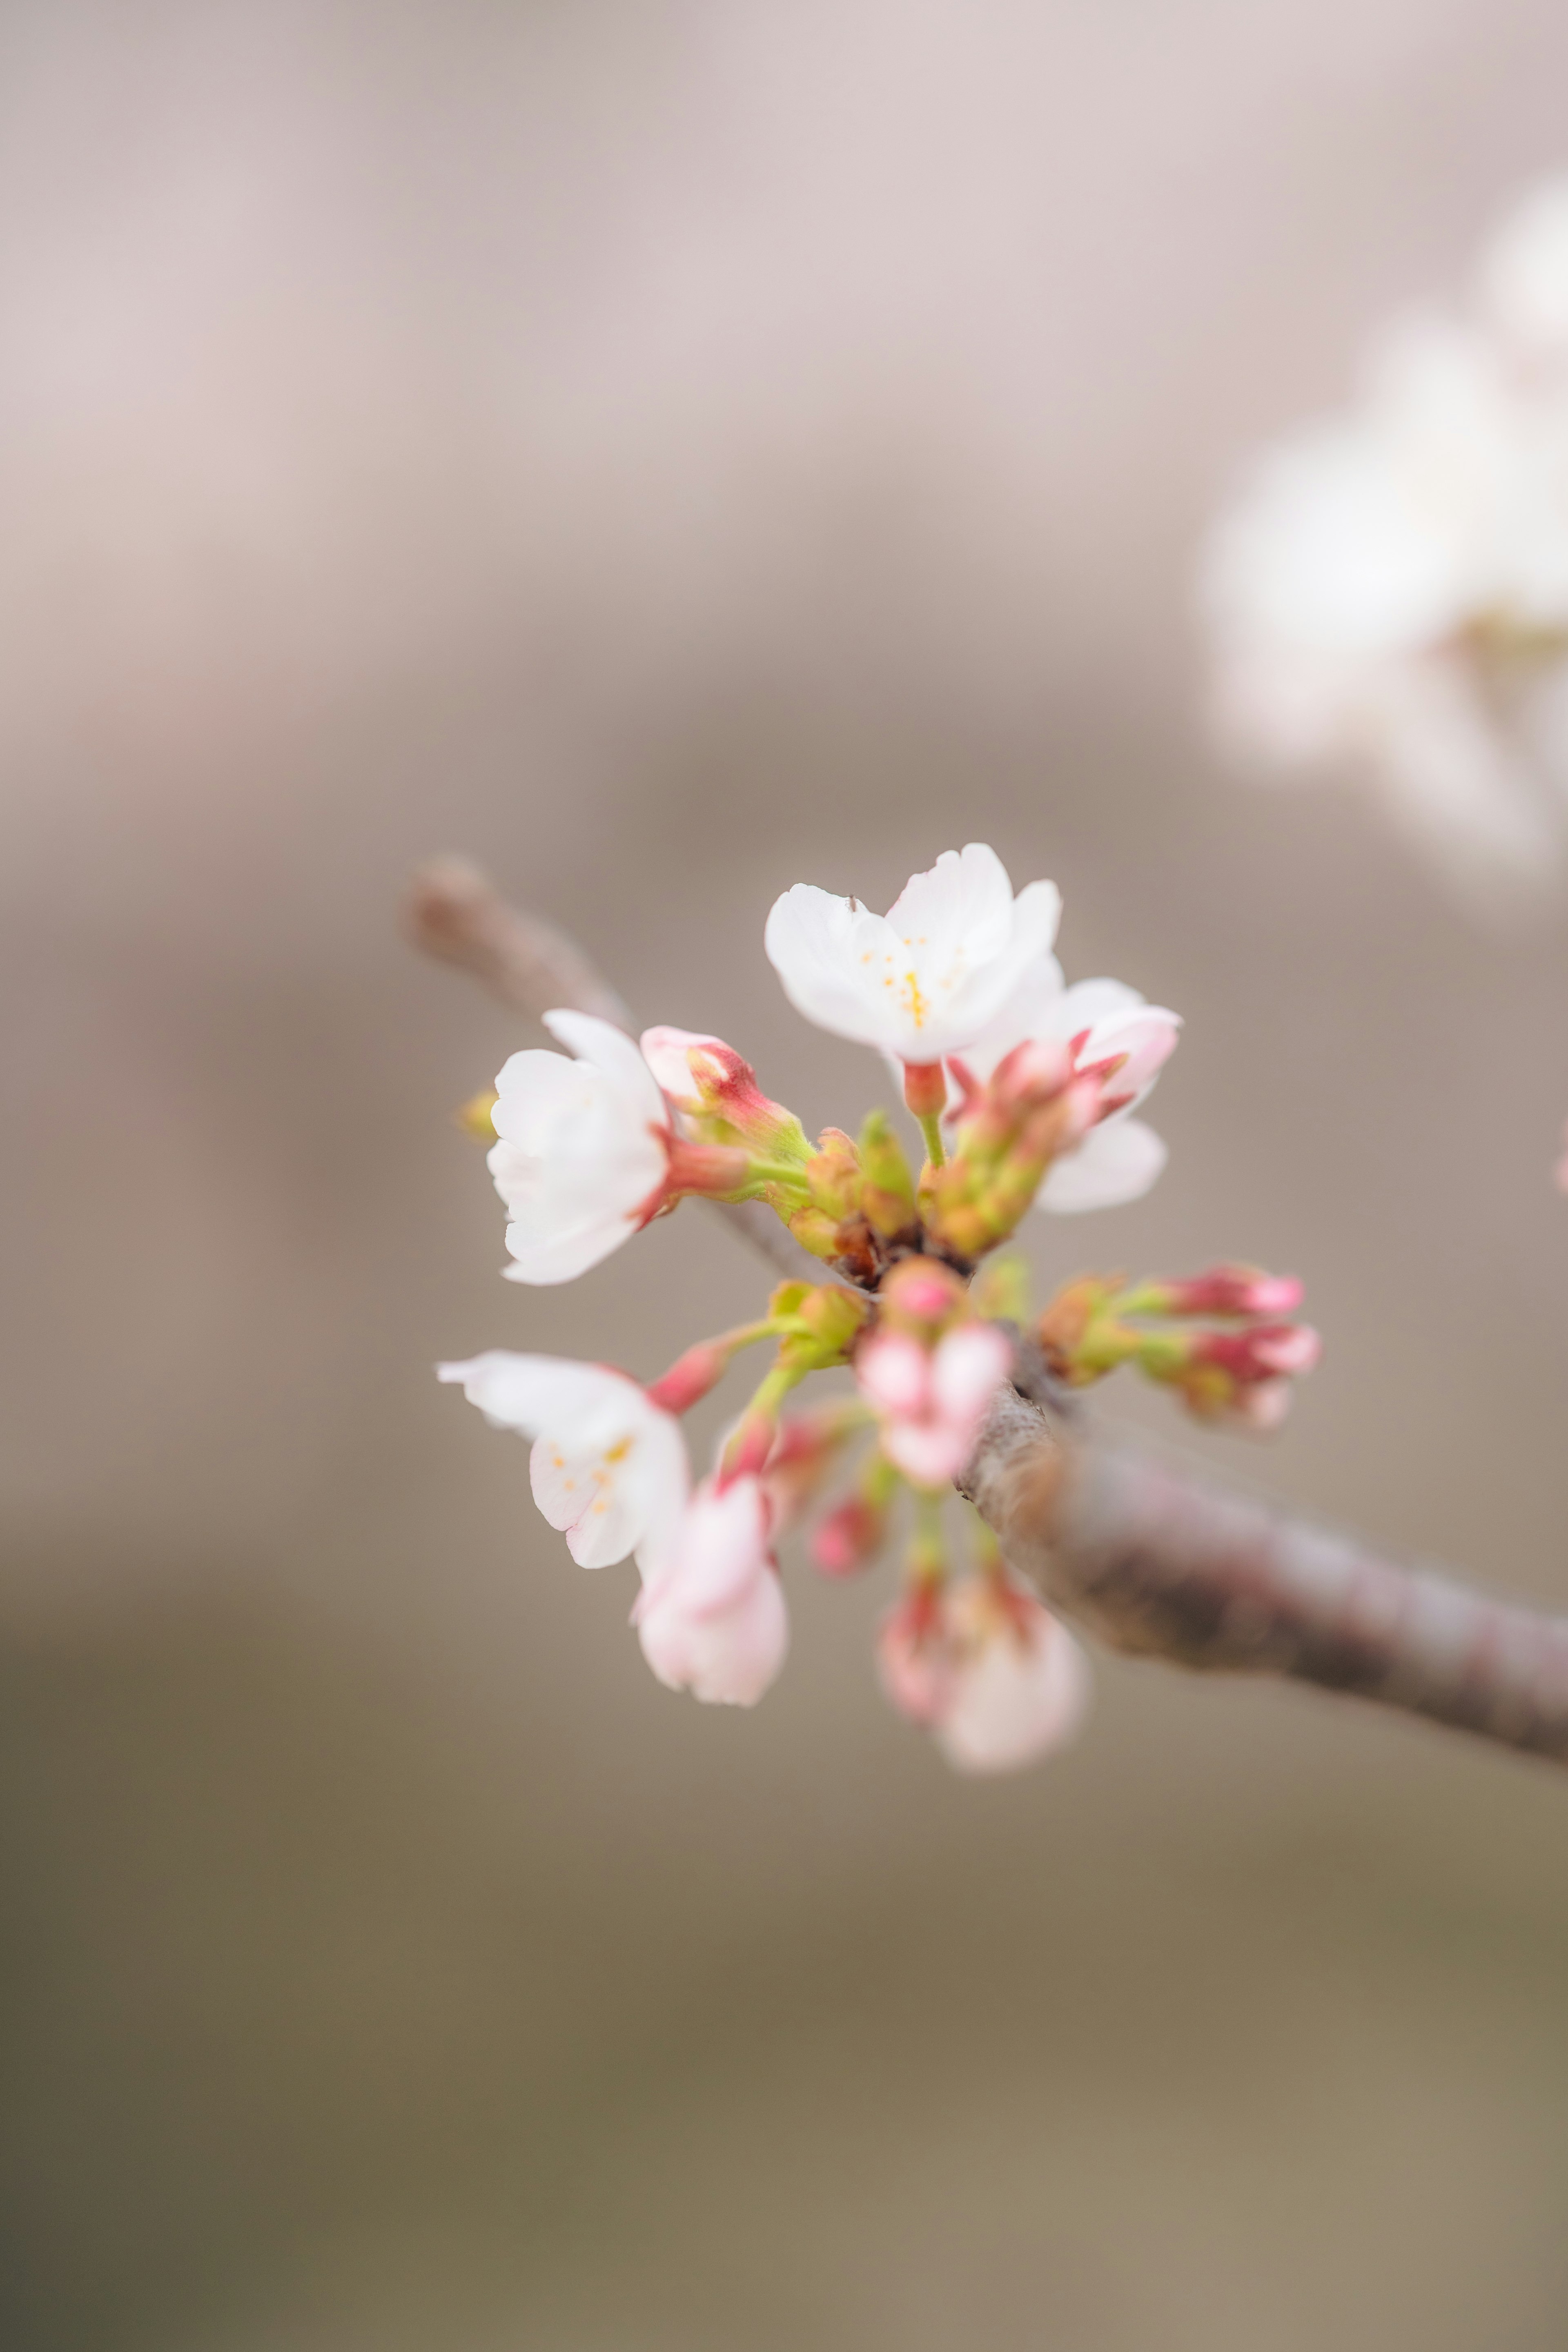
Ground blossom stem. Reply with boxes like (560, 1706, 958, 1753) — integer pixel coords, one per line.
(720, 1359, 810, 1483)
(916, 1109, 947, 1171)
(909, 1486, 948, 1584)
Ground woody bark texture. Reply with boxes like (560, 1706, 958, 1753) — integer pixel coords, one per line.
(962, 1378, 1568, 1763)
(406, 854, 1568, 1771)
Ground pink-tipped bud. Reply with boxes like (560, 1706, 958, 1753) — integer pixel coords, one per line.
(1159, 1266, 1306, 1319)
(1232, 1378, 1293, 1431)
(639, 1026, 805, 1155)
(876, 1591, 954, 1724)
(812, 1495, 888, 1577)
(646, 1339, 734, 1417)
(875, 1255, 969, 1340)
(1074, 1007, 1181, 1116)
(989, 1035, 1074, 1110)
(1197, 1323, 1321, 1381)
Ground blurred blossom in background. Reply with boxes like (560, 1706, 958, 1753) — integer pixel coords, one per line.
(1205, 173, 1568, 908)
(6, 5, 1568, 2351)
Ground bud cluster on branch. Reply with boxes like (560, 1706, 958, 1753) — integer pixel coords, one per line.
(432, 844, 1317, 1773)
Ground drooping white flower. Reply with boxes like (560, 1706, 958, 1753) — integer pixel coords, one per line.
(1203, 177, 1568, 900)
(956, 968, 1180, 1214)
(487, 1010, 672, 1284)
(876, 1571, 1091, 1774)
(437, 1352, 689, 1568)
(764, 843, 1062, 1065)
(634, 1474, 788, 1706)
(933, 1578, 1092, 1775)
(855, 1322, 1013, 1487)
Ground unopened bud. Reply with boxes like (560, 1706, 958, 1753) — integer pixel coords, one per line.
(876, 1255, 968, 1340)
(639, 1026, 810, 1160)
(812, 1494, 888, 1577)
(1126, 1265, 1305, 1320)
(646, 1337, 736, 1416)
(457, 1087, 499, 1141)
(806, 1127, 863, 1221)
(859, 1109, 919, 1239)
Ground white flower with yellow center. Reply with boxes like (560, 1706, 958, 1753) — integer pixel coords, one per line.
(764, 843, 1062, 1067)
(437, 1353, 688, 1569)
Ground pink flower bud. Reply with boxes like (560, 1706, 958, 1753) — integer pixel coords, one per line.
(639, 1026, 802, 1153)
(856, 1323, 1012, 1488)
(876, 1591, 955, 1724)
(812, 1495, 888, 1577)
(646, 1338, 736, 1416)
(1158, 1266, 1306, 1319)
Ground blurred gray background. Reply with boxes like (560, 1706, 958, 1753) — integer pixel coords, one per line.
(4, 3, 1568, 2347)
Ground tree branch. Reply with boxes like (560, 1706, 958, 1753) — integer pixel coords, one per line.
(406, 855, 1568, 1771)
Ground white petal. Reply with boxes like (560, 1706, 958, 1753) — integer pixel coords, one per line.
(1042, 976, 1146, 1033)
(937, 1609, 1091, 1775)
(930, 1325, 1013, 1423)
(638, 1565, 789, 1706)
(638, 1025, 724, 1105)
(436, 1352, 635, 1434)
(882, 1422, 972, 1486)
(437, 1355, 688, 1567)
(855, 1333, 931, 1418)
(764, 884, 893, 1046)
(499, 1207, 648, 1285)
(541, 1009, 668, 1130)
(766, 851, 1063, 1061)
(489, 1048, 594, 1146)
(1481, 176, 1568, 354)
(1037, 1118, 1168, 1214)
(885, 843, 1016, 961)
(951, 951, 1068, 1086)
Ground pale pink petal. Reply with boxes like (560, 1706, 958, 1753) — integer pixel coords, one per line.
(936, 1603, 1092, 1775)
(854, 1332, 931, 1419)
(542, 1009, 668, 1131)
(929, 1325, 1013, 1425)
(638, 1025, 726, 1106)
(637, 1563, 788, 1706)
(1037, 1118, 1168, 1214)
(880, 1422, 972, 1487)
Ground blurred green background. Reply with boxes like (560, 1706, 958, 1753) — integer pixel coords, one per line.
(3, 3, 1568, 2346)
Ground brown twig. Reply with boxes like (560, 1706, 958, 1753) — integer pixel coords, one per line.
(407, 855, 1568, 1771)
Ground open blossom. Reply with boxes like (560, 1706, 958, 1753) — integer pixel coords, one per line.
(635, 1474, 788, 1706)
(955, 969, 1181, 1214)
(764, 843, 1062, 1065)
(878, 1574, 1091, 1775)
(1203, 174, 1568, 899)
(487, 1011, 673, 1283)
(855, 1322, 1013, 1487)
(437, 1352, 689, 1567)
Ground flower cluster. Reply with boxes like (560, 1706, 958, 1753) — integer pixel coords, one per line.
(439, 845, 1317, 1772)
(1203, 174, 1568, 901)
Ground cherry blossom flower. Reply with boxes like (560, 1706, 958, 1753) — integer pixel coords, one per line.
(764, 843, 1063, 1066)
(634, 1474, 788, 1706)
(855, 1321, 1013, 1487)
(877, 1573, 1091, 1774)
(486, 1011, 673, 1284)
(953, 969, 1181, 1214)
(1203, 176, 1568, 900)
(437, 1352, 689, 1568)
